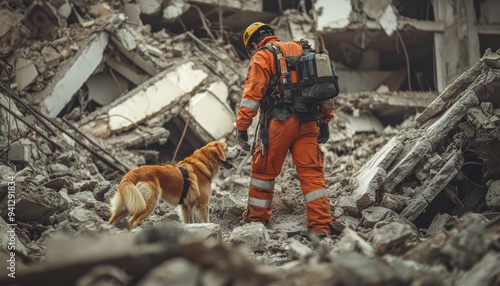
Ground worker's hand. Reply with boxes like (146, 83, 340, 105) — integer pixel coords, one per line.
(317, 123, 330, 144)
(237, 130, 251, 151)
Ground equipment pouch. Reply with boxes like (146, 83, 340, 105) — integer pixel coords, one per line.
(260, 126, 269, 147)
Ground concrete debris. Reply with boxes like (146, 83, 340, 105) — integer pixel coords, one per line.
(0, 1, 499, 286)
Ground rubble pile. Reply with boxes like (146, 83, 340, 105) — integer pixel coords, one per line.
(0, 1, 500, 285)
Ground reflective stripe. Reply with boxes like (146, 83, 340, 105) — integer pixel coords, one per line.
(250, 177, 275, 189)
(248, 197, 272, 208)
(240, 98, 260, 111)
(320, 99, 333, 109)
(304, 188, 327, 204)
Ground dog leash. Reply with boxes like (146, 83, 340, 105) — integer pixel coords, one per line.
(178, 166, 190, 205)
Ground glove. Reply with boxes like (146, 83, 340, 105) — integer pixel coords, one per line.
(317, 123, 330, 144)
(237, 130, 251, 151)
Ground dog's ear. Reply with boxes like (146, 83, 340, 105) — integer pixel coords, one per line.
(213, 141, 227, 161)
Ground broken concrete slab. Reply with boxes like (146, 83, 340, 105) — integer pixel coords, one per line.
(382, 138, 432, 192)
(401, 150, 464, 222)
(107, 126, 170, 149)
(110, 36, 158, 76)
(15, 57, 39, 91)
(106, 58, 151, 86)
(188, 81, 235, 140)
(352, 137, 403, 208)
(107, 61, 208, 133)
(37, 32, 109, 117)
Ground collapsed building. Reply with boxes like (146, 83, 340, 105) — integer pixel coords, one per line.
(0, 0, 499, 285)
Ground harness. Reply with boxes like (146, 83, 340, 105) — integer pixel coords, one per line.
(178, 166, 190, 205)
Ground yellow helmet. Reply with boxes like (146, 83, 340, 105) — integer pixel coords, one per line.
(242, 22, 273, 49)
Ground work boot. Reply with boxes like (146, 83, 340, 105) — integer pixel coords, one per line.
(240, 210, 269, 227)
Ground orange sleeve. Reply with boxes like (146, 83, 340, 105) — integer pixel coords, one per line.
(319, 99, 334, 124)
(236, 51, 273, 131)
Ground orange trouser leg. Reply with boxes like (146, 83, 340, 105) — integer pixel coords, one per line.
(290, 120, 332, 234)
(243, 117, 296, 224)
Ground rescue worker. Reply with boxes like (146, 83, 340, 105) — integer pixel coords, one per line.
(236, 22, 333, 238)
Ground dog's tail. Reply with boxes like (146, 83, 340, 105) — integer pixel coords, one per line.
(121, 180, 147, 213)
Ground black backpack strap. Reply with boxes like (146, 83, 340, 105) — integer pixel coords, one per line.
(260, 44, 281, 91)
(178, 166, 190, 205)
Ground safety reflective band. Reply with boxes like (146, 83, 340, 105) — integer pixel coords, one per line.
(320, 99, 334, 109)
(248, 197, 272, 208)
(240, 98, 260, 111)
(250, 177, 275, 190)
(304, 188, 327, 204)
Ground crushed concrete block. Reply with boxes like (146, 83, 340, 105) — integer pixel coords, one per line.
(15, 58, 39, 91)
(333, 228, 375, 257)
(337, 196, 358, 217)
(89, 3, 112, 18)
(138, 257, 199, 286)
(59, 188, 73, 204)
(41, 46, 61, 68)
(124, 4, 143, 27)
(163, 0, 190, 22)
(380, 193, 407, 212)
(181, 223, 222, 242)
(56, 1, 72, 19)
(361, 206, 396, 228)
(69, 206, 102, 223)
(69, 191, 96, 203)
(8, 141, 31, 163)
(288, 240, 312, 260)
(116, 28, 137, 51)
(7, 188, 69, 224)
(48, 163, 70, 176)
(229, 222, 269, 252)
(486, 180, 500, 211)
(370, 221, 413, 254)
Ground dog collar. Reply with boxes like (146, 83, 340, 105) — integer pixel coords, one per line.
(178, 166, 190, 205)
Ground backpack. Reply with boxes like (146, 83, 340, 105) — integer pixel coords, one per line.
(262, 39, 340, 106)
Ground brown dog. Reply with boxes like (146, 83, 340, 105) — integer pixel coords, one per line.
(108, 141, 241, 228)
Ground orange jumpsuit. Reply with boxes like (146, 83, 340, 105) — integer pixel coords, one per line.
(236, 36, 333, 234)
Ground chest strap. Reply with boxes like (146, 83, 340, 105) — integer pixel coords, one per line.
(178, 166, 190, 205)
